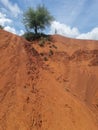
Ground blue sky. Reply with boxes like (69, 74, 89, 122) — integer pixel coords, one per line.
(0, 0, 98, 39)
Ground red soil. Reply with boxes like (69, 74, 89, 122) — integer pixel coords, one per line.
(0, 30, 98, 130)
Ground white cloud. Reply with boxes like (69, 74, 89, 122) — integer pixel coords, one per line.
(0, 12, 12, 26)
(4, 26, 17, 34)
(76, 28, 98, 40)
(50, 21, 79, 38)
(3, 25, 24, 36)
(0, 12, 24, 35)
(50, 21, 98, 40)
(19, 30, 24, 36)
(1, 0, 22, 17)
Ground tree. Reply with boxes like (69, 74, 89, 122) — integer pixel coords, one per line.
(23, 5, 54, 35)
(0, 25, 4, 29)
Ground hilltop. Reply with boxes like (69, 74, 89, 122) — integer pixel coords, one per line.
(0, 30, 98, 130)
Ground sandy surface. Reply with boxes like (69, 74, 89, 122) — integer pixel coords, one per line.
(0, 30, 98, 130)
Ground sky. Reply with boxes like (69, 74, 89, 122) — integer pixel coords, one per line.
(0, 0, 98, 40)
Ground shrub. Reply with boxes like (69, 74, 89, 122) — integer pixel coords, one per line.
(38, 36, 51, 47)
(40, 52, 44, 56)
(22, 32, 51, 42)
(38, 38, 45, 47)
(22, 32, 35, 41)
(52, 44, 57, 49)
(49, 49, 54, 56)
(44, 57, 48, 61)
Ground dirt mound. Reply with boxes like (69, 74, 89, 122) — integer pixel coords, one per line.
(0, 30, 98, 130)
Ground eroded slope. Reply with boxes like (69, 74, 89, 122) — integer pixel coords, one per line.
(0, 30, 98, 130)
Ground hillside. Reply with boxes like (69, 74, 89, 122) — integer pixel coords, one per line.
(0, 30, 98, 130)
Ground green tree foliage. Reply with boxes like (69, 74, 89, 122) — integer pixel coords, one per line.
(23, 5, 54, 34)
(0, 25, 4, 29)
